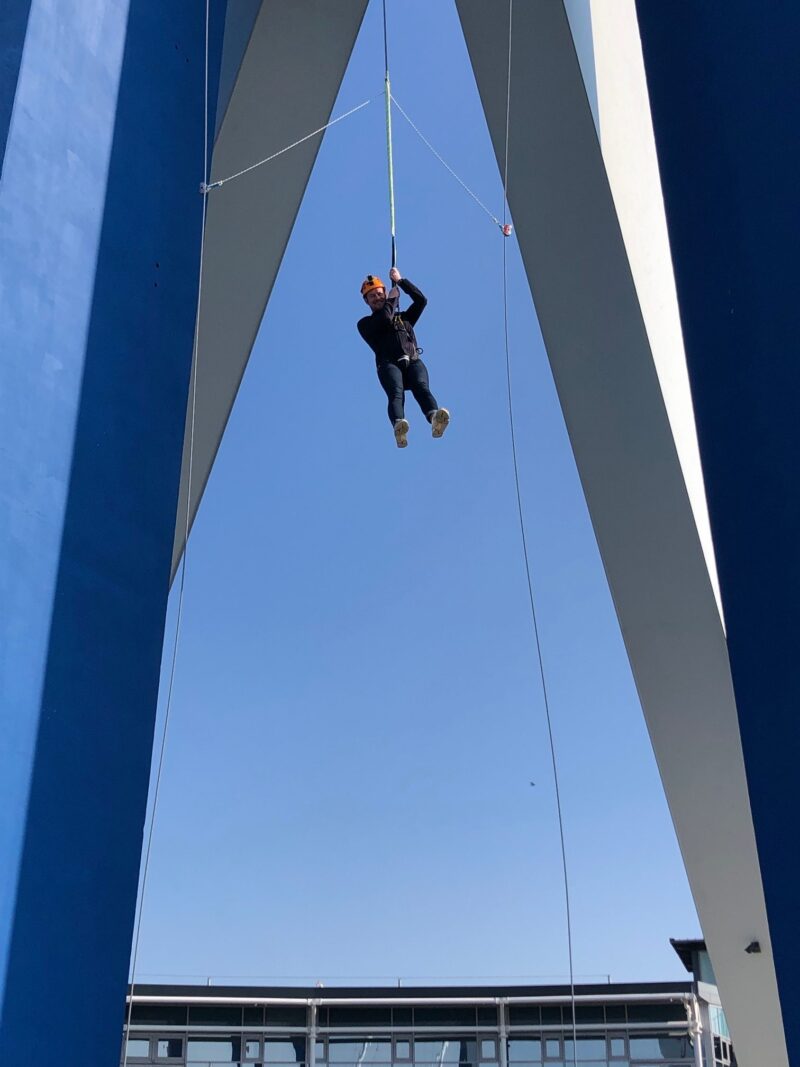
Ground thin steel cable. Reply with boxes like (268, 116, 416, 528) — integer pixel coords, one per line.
(391, 94, 505, 232)
(202, 98, 373, 192)
(122, 3, 211, 1063)
(499, 4, 578, 1064)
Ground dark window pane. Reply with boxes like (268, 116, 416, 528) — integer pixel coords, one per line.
(158, 1037, 184, 1058)
(508, 1005, 540, 1026)
(541, 1007, 562, 1026)
(328, 1006, 392, 1027)
(187, 1036, 242, 1062)
(130, 1003, 188, 1026)
(626, 1003, 685, 1023)
(266, 1006, 308, 1026)
(605, 1005, 626, 1024)
(415, 1007, 477, 1027)
(575, 1005, 605, 1024)
(245, 1006, 265, 1026)
(458, 1039, 477, 1066)
(188, 1004, 243, 1027)
(393, 1006, 413, 1026)
(507, 1038, 542, 1063)
(477, 1007, 498, 1027)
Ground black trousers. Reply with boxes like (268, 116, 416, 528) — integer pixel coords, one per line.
(377, 359, 438, 425)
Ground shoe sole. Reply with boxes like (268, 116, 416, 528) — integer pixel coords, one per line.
(394, 419, 410, 448)
(432, 409, 450, 438)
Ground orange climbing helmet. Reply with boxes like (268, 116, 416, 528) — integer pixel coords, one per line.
(360, 274, 385, 299)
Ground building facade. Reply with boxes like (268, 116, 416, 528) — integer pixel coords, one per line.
(122, 949, 735, 1067)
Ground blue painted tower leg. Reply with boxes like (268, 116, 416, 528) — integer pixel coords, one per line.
(0, 2, 226, 1062)
(634, 3, 800, 1061)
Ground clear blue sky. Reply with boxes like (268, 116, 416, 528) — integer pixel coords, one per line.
(134, 0, 700, 986)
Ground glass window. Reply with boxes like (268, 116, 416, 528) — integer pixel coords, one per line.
(131, 1004, 188, 1026)
(564, 1036, 607, 1061)
(125, 1038, 151, 1059)
(414, 1042, 461, 1065)
(458, 1040, 477, 1066)
(328, 1007, 392, 1027)
(415, 1007, 477, 1027)
(317, 1042, 328, 1063)
(188, 1005, 243, 1027)
(628, 1033, 691, 1060)
(266, 1006, 308, 1026)
(158, 1038, 183, 1058)
(544, 1039, 561, 1060)
(246, 1040, 263, 1060)
(187, 1036, 242, 1062)
(508, 1006, 540, 1026)
(608, 1036, 626, 1058)
(329, 1042, 362, 1065)
(709, 1005, 731, 1039)
(265, 1038, 306, 1063)
(575, 1005, 605, 1025)
(395, 1042, 411, 1062)
(507, 1039, 542, 1063)
(328, 1042, 391, 1065)
(627, 1003, 685, 1023)
(480, 1040, 497, 1062)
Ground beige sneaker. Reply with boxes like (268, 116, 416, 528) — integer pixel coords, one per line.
(431, 408, 450, 438)
(393, 418, 410, 448)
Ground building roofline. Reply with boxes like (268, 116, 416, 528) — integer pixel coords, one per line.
(128, 981, 693, 1002)
(670, 938, 707, 974)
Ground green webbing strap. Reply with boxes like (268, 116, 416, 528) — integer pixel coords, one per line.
(382, 0, 397, 268)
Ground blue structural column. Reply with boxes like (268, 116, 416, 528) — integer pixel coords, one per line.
(634, 2, 800, 1059)
(0, 2, 225, 1062)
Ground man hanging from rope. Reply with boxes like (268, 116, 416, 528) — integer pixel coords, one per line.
(357, 267, 450, 448)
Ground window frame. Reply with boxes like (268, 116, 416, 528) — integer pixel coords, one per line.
(154, 1034, 185, 1063)
(122, 1034, 152, 1063)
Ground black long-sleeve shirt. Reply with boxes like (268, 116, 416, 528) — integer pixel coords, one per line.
(357, 277, 427, 366)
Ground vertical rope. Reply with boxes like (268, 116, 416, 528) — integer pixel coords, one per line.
(499, 4, 578, 1065)
(382, 0, 397, 267)
(121, 2, 210, 1062)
